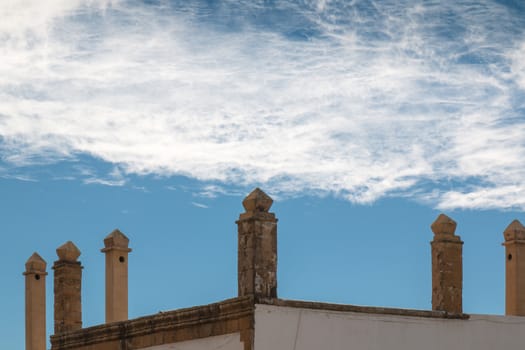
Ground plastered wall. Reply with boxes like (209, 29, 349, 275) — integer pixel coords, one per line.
(142, 333, 243, 350)
(254, 304, 525, 350)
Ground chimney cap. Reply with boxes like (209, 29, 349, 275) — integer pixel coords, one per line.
(242, 188, 273, 213)
(25, 252, 47, 273)
(431, 213, 457, 235)
(56, 241, 81, 262)
(503, 219, 525, 241)
(103, 229, 130, 249)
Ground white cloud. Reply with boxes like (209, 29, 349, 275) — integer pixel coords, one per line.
(83, 177, 126, 187)
(0, 1, 524, 209)
(0, 0, 116, 35)
(191, 202, 209, 209)
(81, 165, 126, 186)
(0, 173, 37, 182)
(437, 186, 525, 211)
(195, 184, 243, 199)
(511, 42, 525, 91)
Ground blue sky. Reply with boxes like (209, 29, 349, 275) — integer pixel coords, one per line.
(1, 0, 525, 348)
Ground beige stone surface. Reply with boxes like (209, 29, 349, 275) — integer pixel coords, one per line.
(238, 188, 277, 300)
(242, 188, 273, 213)
(103, 229, 130, 250)
(56, 241, 81, 262)
(26, 252, 47, 273)
(50, 296, 254, 350)
(430, 213, 463, 314)
(503, 219, 525, 316)
(101, 229, 131, 323)
(24, 252, 47, 350)
(431, 213, 457, 235)
(54, 241, 83, 333)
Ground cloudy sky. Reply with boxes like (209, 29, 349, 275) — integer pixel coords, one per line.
(1, 0, 525, 348)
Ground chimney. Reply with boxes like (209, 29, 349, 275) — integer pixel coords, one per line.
(503, 220, 525, 316)
(430, 213, 463, 314)
(101, 229, 131, 323)
(24, 252, 47, 350)
(53, 241, 82, 333)
(237, 188, 278, 300)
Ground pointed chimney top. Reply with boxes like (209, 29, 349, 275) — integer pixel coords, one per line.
(242, 188, 273, 213)
(103, 229, 130, 249)
(504, 219, 525, 241)
(25, 252, 47, 273)
(431, 213, 457, 235)
(56, 241, 81, 262)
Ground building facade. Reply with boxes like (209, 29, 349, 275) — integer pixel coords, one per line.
(24, 188, 525, 350)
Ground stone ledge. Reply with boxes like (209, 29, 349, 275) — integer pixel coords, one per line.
(257, 298, 470, 320)
(51, 296, 255, 350)
(50, 295, 471, 350)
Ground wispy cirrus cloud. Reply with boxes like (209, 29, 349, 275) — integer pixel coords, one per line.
(191, 202, 209, 209)
(0, 0, 524, 210)
(511, 42, 525, 91)
(82, 165, 126, 186)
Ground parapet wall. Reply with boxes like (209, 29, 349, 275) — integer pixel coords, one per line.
(254, 303, 525, 350)
(50, 296, 254, 350)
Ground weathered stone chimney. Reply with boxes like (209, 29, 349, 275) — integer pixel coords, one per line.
(503, 219, 525, 316)
(237, 188, 278, 300)
(430, 213, 463, 314)
(53, 241, 82, 333)
(24, 252, 47, 350)
(101, 229, 131, 323)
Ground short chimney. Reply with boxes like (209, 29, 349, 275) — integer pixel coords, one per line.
(53, 241, 82, 333)
(24, 252, 47, 350)
(101, 229, 131, 323)
(237, 188, 278, 300)
(503, 220, 525, 316)
(430, 214, 463, 314)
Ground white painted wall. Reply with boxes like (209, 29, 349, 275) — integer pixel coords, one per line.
(143, 333, 243, 350)
(254, 304, 525, 350)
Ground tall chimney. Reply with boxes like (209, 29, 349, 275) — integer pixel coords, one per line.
(101, 229, 131, 323)
(237, 188, 278, 300)
(430, 213, 463, 314)
(53, 241, 82, 333)
(503, 220, 525, 316)
(24, 252, 47, 350)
